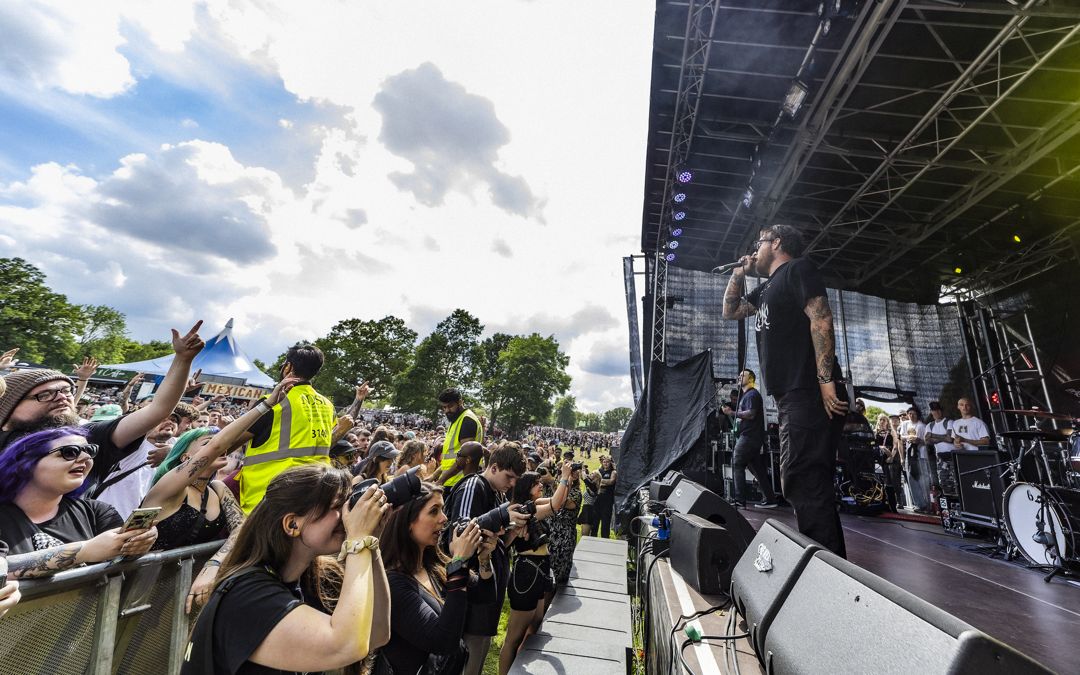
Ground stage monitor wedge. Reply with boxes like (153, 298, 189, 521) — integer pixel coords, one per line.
(649, 471, 683, 503)
(730, 518, 820, 659)
(665, 477, 755, 548)
(762, 550, 1053, 675)
(669, 512, 749, 594)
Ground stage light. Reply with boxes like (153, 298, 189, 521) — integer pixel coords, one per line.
(989, 390, 1001, 407)
(742, 187, 754, 209)
(782, 81, 809, 117)
(1013, 234, 1022, 243)
(954, 266, 963, 274)
(677, 169, 693, 184)
(668, 240, 679, 249)
(666, 253, 676, 262)
(672, 227, 683, 237)
(673, 211, 686, 221)
(673, 192, 687, 203)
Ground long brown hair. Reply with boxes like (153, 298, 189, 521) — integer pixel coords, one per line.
(214, 464, 350, 608)
(380, 482, 449, 587)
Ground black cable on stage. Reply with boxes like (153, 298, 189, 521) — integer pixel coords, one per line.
(640, 549, 669, 657)
(666, 601, 730, 675)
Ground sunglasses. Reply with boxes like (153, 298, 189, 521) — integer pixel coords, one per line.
(50, 443, 100, 461)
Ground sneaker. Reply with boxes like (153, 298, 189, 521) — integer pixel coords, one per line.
(756, 500, 779, 509)
(731, 499, 747, 508)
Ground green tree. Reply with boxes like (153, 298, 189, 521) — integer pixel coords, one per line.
(552, 395, 577, 430)
(76, 304, 129, 363)
(601, 406, 633, 432)
(314, 316, 417, 406)
(0, 257, 83, 366)
(391, 310, 484, 418)
(119, 339, 173, 363)
(433, 309, 484, 393)
(495, 334, 571, 437)
(864, 405, 887, 426)
(476, 332, 514, 429)
(578, 411, 602, 431)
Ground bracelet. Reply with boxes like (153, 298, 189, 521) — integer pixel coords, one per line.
(817, 375, 833, 384)
(205, 560, 221, 567)
(559, 479, 569, 486)
(256, 401, 272, 414)
(338, 535, 379, 561)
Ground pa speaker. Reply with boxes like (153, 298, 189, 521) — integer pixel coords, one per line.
(665, 477, 755, 547)
(762, 550, 1052, 674)
(669, 512, 750, 595)
(649, 471, 683, 503)
(730, 519, 820, 659)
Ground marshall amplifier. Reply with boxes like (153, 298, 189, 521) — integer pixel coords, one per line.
(954, 450, 1006, 528)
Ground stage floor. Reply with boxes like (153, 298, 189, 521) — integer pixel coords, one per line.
(732, 506, 1080, 674)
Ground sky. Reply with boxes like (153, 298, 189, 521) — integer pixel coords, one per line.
(0, 0, 656, 413)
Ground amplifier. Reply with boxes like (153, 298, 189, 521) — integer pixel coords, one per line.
(955, 450, 1006, 528)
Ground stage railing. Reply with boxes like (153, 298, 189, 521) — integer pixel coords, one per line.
(0, 540, 221, 675)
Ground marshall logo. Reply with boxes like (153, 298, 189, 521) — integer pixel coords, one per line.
(971, 480, 990, 491)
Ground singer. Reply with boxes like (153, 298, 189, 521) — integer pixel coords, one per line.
(721, 224, 848, 557)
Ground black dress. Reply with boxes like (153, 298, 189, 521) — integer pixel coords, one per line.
(151, 487, 227, 551)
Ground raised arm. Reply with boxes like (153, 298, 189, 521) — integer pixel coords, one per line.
(112, 322, 205, 448)
(72, 357, 98, 403)
(722, 258, 758, 321)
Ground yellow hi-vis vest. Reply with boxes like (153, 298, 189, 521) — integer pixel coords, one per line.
(440, 408, 483, 488)
(240, 383, 336, 513)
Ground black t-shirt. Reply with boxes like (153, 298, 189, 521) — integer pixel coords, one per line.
(0, 415, 143, 498)
(736, 388, 765, 443)
(0, 497, 123, 554)
(746, 258, 832, 397)
(445, 409, 479, 441)
(189, 566, 319, 675)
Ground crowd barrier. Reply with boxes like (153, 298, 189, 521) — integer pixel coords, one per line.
(0, 541, 221, 675)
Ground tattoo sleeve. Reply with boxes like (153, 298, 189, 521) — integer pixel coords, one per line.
(722, 273, 756, 320)
(804, 296, 836, 379)
(216, 483, 245, 536)
(182, 456, 211, 479)
(8, 543, 84, 579)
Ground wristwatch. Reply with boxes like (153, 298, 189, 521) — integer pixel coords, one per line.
(338, 535, 379, 561)
(446, 557, 468, 578)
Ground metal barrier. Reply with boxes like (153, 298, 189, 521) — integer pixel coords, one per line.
(0, 541, 222, 675)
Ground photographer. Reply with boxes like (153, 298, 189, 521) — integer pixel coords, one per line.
(594, 455, 617, 539)
(442, 442, 529, 675)
(547, 457, 581, 585)
(182, 465, 390, 673)
(379, 484, 497, 674)
(498, 463, 572, 675)
(356, 441, 399, 483)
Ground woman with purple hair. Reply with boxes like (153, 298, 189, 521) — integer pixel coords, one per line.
(0, 426, 158, 577)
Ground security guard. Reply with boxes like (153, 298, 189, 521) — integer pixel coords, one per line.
(236, 343, 337, 513)
(435, 387, 483, 488)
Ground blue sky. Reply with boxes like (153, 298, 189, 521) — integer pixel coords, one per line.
(0, 1, 654, 412)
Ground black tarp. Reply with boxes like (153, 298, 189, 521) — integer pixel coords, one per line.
(614, 350, 718, 522)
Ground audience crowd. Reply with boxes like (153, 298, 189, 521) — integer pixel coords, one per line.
(0, 332, 620, 675)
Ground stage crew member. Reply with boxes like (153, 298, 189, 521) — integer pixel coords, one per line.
(722, 224, 848, 557)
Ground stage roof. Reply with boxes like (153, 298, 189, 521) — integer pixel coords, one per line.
(641, 0, 1080, 302)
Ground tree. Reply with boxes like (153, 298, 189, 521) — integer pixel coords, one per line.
(578, 411, 602, 431)
(432, 309, 484, 393)
(552, 395, 577, 430)
(495, 335, 571, 437)
(864, 405, 887, 426)
(601, 407, 633, 432)
(391, 310, 484, 418)
(119, 339, 173, 363)
(0, 257, 83, 367)
(76, 304, 129, 363)
(313, 316, 417, 406)
(476, 332, 514, 429)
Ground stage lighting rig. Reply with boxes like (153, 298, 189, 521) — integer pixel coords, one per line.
(782, 80, 809, 117)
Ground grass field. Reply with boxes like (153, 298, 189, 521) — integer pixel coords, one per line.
(481, 449, 614, 675)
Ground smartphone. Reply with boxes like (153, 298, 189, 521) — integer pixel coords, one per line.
(121, 507, 161, 532)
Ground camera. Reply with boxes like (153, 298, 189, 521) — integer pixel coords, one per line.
(511, 501, 548, 552)
(349, 465, 423, 508)
(569, 462, 583, 471)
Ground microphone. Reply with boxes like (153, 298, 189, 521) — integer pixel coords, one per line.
(712, 260, 744, 274)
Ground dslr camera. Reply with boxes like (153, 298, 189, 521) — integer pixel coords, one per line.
(569, 462, 583, 471)
(349, 465, 424, 508)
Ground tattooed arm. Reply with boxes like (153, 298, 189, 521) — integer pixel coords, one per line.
(722, 268, 757, 320)
(8, 543, 84, 579)
(803, 295, 848, 418)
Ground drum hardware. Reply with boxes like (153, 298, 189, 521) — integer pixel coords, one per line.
(1003, 482, 1080, 582)
(994, 408, 1075, 421)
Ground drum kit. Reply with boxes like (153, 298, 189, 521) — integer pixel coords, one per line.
(992, 400, 1080, 581)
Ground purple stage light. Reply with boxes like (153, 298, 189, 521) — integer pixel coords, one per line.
(673, 211, 686, 221)
(665, 253, 676, 261)
(668, 240, 679, 249)
(677, 170, 692, 183)
(672, 228, 683, 237)
(673, 192, 687, 203)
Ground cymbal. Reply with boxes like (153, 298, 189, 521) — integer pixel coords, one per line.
(995, 408, 1073, 420)
(1062, 380, 1080, 401)
(999, 429, 1071, 442)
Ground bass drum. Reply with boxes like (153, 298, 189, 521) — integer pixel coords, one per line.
(1003, 482, 1080, 569)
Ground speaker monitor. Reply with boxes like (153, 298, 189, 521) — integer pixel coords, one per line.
(730, 519, 820, 659)
(954, 450, 1005, 523)
(665, 477, 755, 547)
(649, 471, 684, 503)
(669, 512, 750, 595)
(762, 550, 1052, 674)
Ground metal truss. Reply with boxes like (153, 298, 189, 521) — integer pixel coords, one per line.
(804, 4, 1080, 277)
(941, 219, 1080, 299)
(649, 0, 719, 365)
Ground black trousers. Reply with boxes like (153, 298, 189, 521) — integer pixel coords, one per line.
(594, 491, 615, 539)
(732, 435, 776, 502)
(776, 387, 847, 558)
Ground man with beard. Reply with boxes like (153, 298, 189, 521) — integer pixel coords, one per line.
(434, 387, 484, 488)
(0, 321, 205, 497)
(722, 224, 848, 557)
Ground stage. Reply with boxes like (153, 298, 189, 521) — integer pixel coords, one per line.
(650, 506, 1077, 674)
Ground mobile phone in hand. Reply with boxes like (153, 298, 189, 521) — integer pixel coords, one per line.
(121, 507, 161, 533)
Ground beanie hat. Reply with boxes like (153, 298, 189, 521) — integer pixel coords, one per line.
(0, 369, 75, 430)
